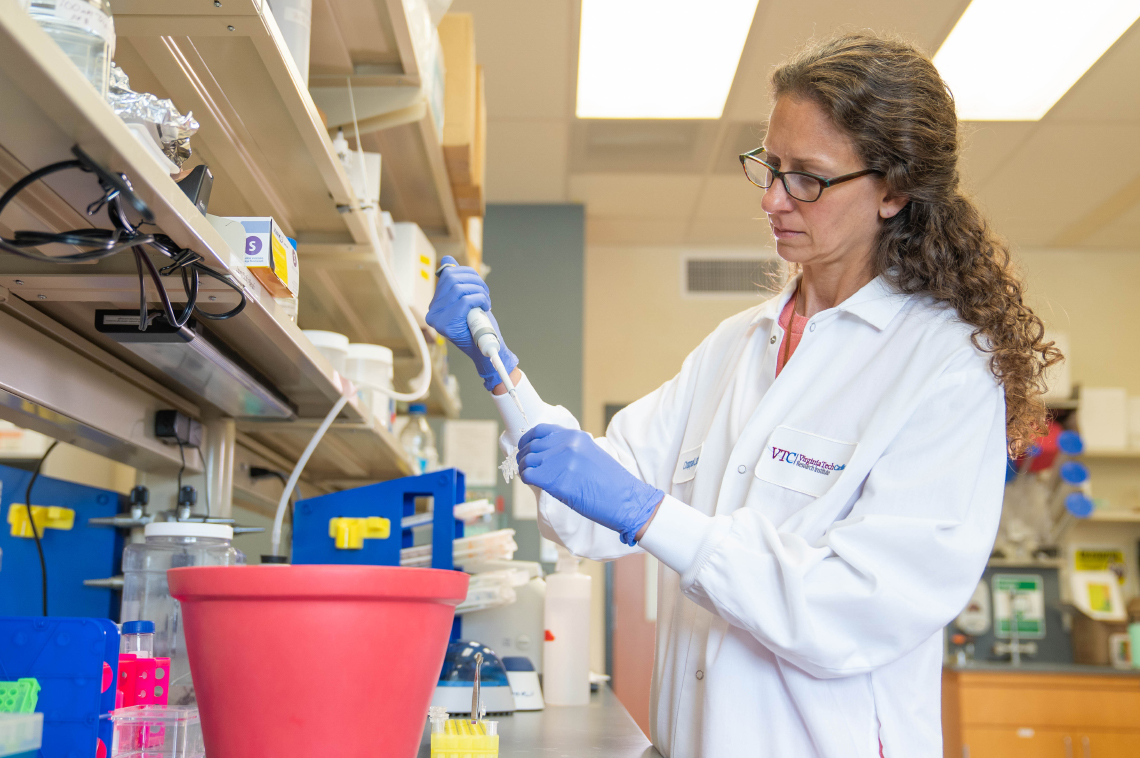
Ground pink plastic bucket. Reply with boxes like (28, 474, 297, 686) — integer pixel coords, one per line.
(168, 565, 468, 758)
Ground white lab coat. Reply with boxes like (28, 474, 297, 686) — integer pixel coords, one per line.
(493, 275, 1006, 758)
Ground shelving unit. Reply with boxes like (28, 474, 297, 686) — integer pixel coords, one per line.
(305, 0, 467, 252)
(0, 0, 464, 495)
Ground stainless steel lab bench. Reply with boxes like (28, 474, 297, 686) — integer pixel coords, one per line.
(418, 686, 663, 757)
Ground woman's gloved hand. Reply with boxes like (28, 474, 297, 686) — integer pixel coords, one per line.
(426, 256, 518, 391)
(517, 424, 664, 546)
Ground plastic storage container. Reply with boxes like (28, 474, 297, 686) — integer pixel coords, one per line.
(0, 713, 42, 757)
(345, 343, 395, 431)
(167, 565, 468, 758)
(110, 705, 203, 758)
(543, 549, 591, 705)
(120, 620, 155, 657)
(400, 404, 439, 474)
(28, 0, 115, 97)
(121, 522, 244, 706)
(301, 330, 349, 375)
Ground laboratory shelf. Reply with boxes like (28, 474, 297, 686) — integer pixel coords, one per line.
(305, 0, 467, 253)
(107, 0, 373, 247)
(237, 416, 412, 483)
(361, 110, 466, 251)
(1082, 449, 1140, 459)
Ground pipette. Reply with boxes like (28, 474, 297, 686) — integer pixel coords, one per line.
(467, 308, 528, 426)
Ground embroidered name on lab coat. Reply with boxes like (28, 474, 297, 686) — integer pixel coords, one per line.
(754, 426, 856, 497)
(672, 443, 703, 484)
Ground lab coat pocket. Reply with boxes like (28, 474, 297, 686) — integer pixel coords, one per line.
(755, 426, 856, 498)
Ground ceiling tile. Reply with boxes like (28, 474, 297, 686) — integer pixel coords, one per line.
(975, 123, 1140, 246)
(725, 0, 971, 122)
(958, 122, 1037, 192)
(449, 0, 572, 120)
(569, 174, 703, 218)
(586, 218, 688, 245)
(1082, 197, 1140, 248)
(1046, 22, 1140, 124)
(485, 119, 569, 202)
(569, 120, 720, 174)
(694, 176, 764, 220)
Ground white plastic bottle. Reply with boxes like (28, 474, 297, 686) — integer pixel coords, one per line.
(543, 547, 591, 705)
(400, 403, 439, 474)
(28, 0, 115, 97)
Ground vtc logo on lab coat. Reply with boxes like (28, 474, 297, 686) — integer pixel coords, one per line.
(756, 427, 857, 497)
(770, 447, 847, 475)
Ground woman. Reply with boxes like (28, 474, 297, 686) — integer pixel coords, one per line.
(428, 32, 1058, 758)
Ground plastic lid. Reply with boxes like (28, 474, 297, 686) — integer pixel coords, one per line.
(1059, 460, 1089, 485)
(501, 656, 535, 672)
(145, 521, 234, 540)
(346, 343, 394, 363)
(301, 330, 350, 350)
(1057, 430, 1084, 455)
(122, 620, 155, 634)
(1065, 492, 1095, 518)
(409, 403, 427, 414)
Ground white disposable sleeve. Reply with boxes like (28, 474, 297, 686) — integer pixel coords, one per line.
(491, 372, 637, 561)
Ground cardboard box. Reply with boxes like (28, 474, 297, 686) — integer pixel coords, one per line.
(439, 13, 477, 182)
(229, 217, 299, 298)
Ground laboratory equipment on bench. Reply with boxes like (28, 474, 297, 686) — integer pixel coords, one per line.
(291, 469, 465, 571)
(460, 561, 546, 672)
(120, 522, 244, 706)
(466, 308, 527, 423)
(117, 620, 172, 709)
(0, 462, 122, 618)
(501, 657, 544, 711)
(543, 548, 591, 705)
(431, 641, 516, 715)
(429, 706, 499, 758)
(0, 616, 120, 756)
(401, 404, 440, 474)
(110, 705, 203, 758)
(167, 565, 467, 758)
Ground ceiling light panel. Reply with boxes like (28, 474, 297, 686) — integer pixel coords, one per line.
(934, 0, 1140, 121)
(576, 0, 761, 119)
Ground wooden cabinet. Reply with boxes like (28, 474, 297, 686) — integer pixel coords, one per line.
(943, 669, 1140, 758)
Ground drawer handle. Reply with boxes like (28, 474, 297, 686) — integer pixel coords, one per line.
(1082, 735, 1091, 758)
(1064, 735, 1073, 758)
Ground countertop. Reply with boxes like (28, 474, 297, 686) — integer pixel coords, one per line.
(945, 661, 1140, 677)
(418, 686, 662, 757)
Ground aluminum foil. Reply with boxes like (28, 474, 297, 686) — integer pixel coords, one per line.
(107, 64, 200, 167)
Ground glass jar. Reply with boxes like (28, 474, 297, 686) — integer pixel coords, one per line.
(121, 522, 244, 706)
(28, 0, 115, 97)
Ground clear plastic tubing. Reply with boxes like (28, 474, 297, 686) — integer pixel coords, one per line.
(28, 0, 115, 97)
(120, 619, 155, 658)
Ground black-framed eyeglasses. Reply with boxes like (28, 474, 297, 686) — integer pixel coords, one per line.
(739, 146, 883, 202)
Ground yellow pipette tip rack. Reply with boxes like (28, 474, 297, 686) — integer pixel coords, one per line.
(428, 708, 498, 758)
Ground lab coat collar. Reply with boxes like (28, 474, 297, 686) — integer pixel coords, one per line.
(750, 274, 911, 331)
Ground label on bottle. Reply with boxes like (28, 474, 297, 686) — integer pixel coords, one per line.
(51, 0, 115, 46)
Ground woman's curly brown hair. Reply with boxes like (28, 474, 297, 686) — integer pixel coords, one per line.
(771, 32, 1062, 455)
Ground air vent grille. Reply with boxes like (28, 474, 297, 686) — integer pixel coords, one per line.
(685, 258, 782, 295)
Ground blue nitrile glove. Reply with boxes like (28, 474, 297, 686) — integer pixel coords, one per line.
(426, 256, 518, 391)
(517, 424, 664, 546)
